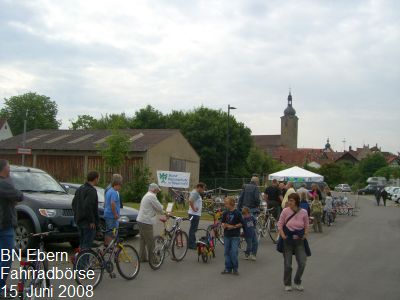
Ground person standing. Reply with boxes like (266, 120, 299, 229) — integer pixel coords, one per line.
(104, 175, 123, 245)
(241, 207, 258, 261)
(137, 183, 164, 262)
(0, 159, 23, 296)
(278, 193, 310, 292)
(381, 188, 388, 207)
(297, 184, 309, 200)
(264, 179, 283, 220)
(281, 182, 296, 209)
(310, 195, 323, 233)
(375, 188, 381, 206)
(279, 182, 288, 198)
(72, 171, 100, 250)
(188, 182, 206, 249)
(221, 197, 243, 275)
(238, 176, 261, 216)
(105, 174, 124, 208)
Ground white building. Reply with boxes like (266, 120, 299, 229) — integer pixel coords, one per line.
(0, 119, 13, 141)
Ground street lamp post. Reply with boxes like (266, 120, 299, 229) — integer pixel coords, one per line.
(225, 104, 236, 187)
(21, 109, 28, 166)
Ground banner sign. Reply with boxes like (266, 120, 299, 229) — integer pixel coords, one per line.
(157, 171, 190, 188)
(17, 147, 32, 155)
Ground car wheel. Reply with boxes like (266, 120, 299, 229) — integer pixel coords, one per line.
(15, 219, 37, 252)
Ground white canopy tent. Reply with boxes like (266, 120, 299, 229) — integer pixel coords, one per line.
(268, 166, 324, 182)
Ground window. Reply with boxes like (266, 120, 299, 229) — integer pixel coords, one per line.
(170, 158, 186, 172)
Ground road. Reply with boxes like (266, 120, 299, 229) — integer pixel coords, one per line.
(8, 195, 400, 300)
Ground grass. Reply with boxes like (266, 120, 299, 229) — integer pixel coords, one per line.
(125, 202, 214, 221)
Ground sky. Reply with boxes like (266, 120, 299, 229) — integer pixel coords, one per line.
(0, 0, 399, 153)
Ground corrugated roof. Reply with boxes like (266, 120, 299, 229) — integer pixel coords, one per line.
(0, 129, 180, 152)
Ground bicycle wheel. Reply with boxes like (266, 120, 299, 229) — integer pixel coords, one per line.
(267, 219, 279, 244)
(149, 236, 165, 270)
(257, 215, 267, 238)
(74, 249, 103, 288)
(115, 244, 140, 280)
(216, 224, 224, 245)
(172, 230, 188, 261)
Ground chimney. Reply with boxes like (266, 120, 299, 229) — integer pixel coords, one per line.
(349, 145, 352, 151)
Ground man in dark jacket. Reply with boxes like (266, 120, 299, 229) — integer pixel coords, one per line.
(72, 171, 100, 250)
(0, 159, 23, 294)
(238, 176, 261, 215)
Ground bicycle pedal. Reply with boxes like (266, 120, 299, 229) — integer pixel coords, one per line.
(110, 273, 117, 279)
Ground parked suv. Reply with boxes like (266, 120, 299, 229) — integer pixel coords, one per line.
(357, 184, 384, 195)
(10, 165, 79, 251)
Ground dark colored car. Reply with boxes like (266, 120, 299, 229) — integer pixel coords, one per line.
(61, 183, 139, 239)
(11, 165, 79, 251)
(358, 185, 384, 195)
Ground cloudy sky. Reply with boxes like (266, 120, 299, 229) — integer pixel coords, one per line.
(1, 0, 399, 153)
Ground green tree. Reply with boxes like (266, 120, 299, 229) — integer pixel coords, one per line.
(357, 153, 388, 182)
(0, 92, 61, 135)
(70, 115, 97, 130)
(121, 166, 152, 202)
(131, 105, 166, 128)
(166, 107, 252, 178)
(374, 166, 400, 180)
(95, 113, 132, 129)
(319, 163, 343, 188)
(99, 130, 131, 171)
(246, 146, 283, 176)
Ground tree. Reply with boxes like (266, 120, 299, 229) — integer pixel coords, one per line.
(357, 153, 388, 182)
(99, 130, 131, 171)
(246, 146, 284, 176)
(374, 166, 400, 180)
(0, 92, 61, 135)
(165, 107, 253, 178)
(131, 105, 166, 128)
(319, 163, 343, 188)
(70, 115, 97, 130)
(95, 113, 132, 129)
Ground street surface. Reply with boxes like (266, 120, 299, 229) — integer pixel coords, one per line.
(8, 195, 400, 300)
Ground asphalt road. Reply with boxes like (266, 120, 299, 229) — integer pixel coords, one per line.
(8, 195, 400, 300)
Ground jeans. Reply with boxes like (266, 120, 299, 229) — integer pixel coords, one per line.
(77, 224, 96, 250)
(188, 214, 200, 249)
(267, 200, 281, 220)
(0, 227, 15, 291)
(224, 236, 240, 272)
(105, 218, 119, 236)
(283, 239, 307, 286)
(138, 222, 154, 261)
(312, 213, 323, 233)
(245, 234, 258, 256)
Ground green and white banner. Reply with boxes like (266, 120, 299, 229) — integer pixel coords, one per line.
(157, 170, 190, 188)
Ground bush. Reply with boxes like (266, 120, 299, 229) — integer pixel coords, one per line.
(121, 166, 152, 202)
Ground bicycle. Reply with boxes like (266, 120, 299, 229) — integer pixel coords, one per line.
(149, 215, 191, 270)
(206, 209, 224, 245)
(196, 228, 216, 263)
(257, 207, 279, 244)
(18, 231, 52, 300)
(73, 228, 140, 289)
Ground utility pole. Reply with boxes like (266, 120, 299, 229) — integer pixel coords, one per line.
(21, 109, 28, 166)
(225, 104, 236, 187)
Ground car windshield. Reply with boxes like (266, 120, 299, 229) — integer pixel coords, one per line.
(11, 171, 66, 193)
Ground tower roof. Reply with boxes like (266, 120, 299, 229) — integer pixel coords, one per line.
(284, 92, 296, 116)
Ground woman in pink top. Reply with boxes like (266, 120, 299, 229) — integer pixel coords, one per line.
(278, 193, 309, 292)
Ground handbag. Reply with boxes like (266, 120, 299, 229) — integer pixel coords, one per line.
(276, 209, 299, 253)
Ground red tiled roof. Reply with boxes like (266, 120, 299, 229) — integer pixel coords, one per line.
(272, 147, 340, 166)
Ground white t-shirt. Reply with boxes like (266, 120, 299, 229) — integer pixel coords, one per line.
(188, 190, 202, 216)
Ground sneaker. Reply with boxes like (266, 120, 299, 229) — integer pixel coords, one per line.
(293, 284, 304, 291)
(250, 255, 257, 261)
(244, 254, 250, 260)
(284, 286, 292, 292)
(221, 270, 231, 275)
(232, 271, 239, 275)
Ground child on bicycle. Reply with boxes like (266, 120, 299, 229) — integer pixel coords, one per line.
(221, 197, 243, 275)
(310, 195, 323, 233)
(242, 207, 258, 261)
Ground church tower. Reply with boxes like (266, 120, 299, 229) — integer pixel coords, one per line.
(280, 91, 298, 149)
